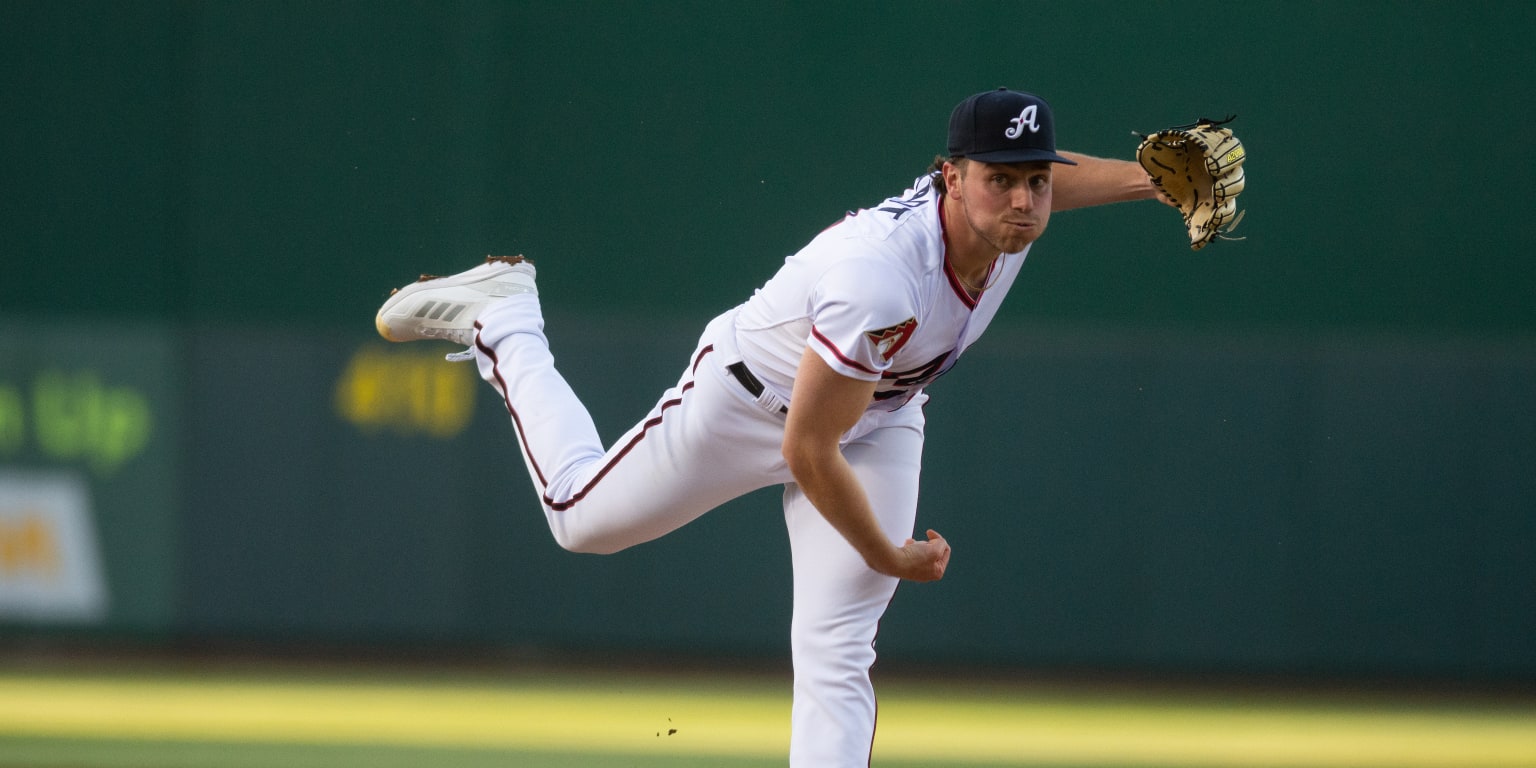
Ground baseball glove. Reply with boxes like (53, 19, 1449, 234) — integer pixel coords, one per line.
(1136, 118, 1247, 251)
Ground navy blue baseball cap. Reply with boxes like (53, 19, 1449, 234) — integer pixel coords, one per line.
(947, 88, 1076, 165)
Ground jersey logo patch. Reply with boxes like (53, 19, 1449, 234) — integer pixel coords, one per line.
(865, 317, 917, 362)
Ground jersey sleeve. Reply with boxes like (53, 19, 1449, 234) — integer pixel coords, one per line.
(806, 258, 920, 381)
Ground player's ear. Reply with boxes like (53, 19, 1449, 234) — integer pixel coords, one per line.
(942, 159, 966, 198)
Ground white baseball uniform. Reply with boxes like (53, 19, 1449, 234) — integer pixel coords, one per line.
(470, 172, 1030, 766)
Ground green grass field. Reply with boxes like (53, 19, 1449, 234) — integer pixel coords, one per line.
(0, 658, 1532, 767)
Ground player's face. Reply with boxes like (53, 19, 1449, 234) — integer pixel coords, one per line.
(949, 160, 1053, 255)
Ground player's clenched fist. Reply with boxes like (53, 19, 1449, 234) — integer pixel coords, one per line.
(895, 529, 951, 582)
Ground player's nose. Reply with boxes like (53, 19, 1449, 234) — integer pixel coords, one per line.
(1010, 186, 1036, 211)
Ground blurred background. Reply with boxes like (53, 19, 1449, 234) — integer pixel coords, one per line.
(1, 0, 1532, 694)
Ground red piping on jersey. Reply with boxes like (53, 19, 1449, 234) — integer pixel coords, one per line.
(810, 325, 880, 376)
(937, 195, 982, 310)
(477, 329, 712, 512)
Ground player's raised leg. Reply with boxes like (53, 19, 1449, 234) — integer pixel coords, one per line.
(472, 295, 794, 553)
(378, 256, 610, 535)
(378, 257, 792, 554)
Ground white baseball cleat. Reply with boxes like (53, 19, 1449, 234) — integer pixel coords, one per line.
(375, 255, 537, 346)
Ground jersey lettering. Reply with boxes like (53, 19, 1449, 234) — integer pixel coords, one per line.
(871, 350, 952, 406)
(884, 351, 949, 388)
(876, 177, 934, 220)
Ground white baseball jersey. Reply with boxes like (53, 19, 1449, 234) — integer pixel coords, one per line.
(734, 174, 1029, 413)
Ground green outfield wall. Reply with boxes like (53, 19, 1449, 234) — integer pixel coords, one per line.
(2, 1, 1533, 682)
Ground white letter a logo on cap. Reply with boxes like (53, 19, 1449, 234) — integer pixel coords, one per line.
(1005, 105, 1039, 139)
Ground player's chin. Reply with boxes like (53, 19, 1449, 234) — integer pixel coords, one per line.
(999, 228, 1042, 252)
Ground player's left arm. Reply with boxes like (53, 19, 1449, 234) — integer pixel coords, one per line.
(782, 347, 951, 582)
(1050, 151, 1165, 211)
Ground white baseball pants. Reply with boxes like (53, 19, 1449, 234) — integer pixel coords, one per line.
(472, 294, 925, 767)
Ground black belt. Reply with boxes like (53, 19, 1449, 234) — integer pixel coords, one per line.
(726, 361, 788, 414)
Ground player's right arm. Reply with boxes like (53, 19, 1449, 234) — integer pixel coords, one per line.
(782, 347, 951, 582)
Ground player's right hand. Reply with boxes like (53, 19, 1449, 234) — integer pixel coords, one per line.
(893, 529, 951, 582)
